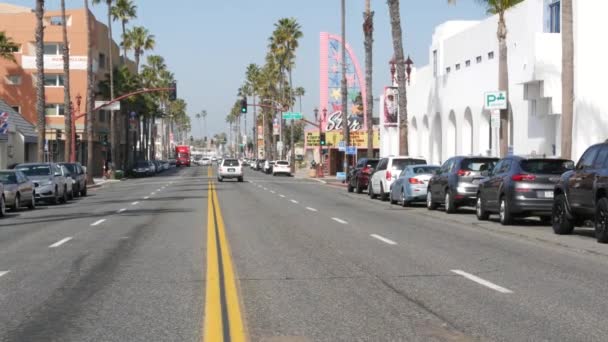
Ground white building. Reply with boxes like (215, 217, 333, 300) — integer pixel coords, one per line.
(399, 0, 607, 165)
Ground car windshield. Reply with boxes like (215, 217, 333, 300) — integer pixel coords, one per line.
(276, 161, 289, 165)
(0, 172, 18, 184)
(520, 159, 574, 174)
(391, 158, 426, 170)
(16, 165, 51, 176)
(411, 166, 439, 174)
(136, 161, 149, 167)
(461, 158, 498, 172)
(223, 159, 239, 166)
(61, 164, 77, 174)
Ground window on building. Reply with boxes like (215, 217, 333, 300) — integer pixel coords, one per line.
(446, 67, 451, 74)
(43, 43, 64, 55)
(465, 60, 471, 67)
(5, 75, 21, 85)
(44, 74, 64, 87)
(455, 63, 461, 71)
(549, 1, 561, 33)
(476, 56, 482, 63)
(432, 50, 437, 77)
(49, 16, 64, 26)
(11, 106, 20, 113)
(45, 104, 65, 116)
(98, 53, 106, 69)
(488, 51, 495, 60)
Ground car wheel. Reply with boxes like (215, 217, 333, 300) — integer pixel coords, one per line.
(401, 189, 409, 207)
(68, 187, 74, 201)
(347, 181, 354, 193)
(13, 193, 20, 211)
(81, 186, 87, 197)
(0, 195, 5, 217)
(28, 193, 36, 210)
(389, 189, 397, 205)
(217, 177, 223, 182)
(552, 194, 575, 235)
(499, 196, 513, 225)
(238, 177, 244, 182)
(74, 185, 80, 198)
(61, 186, 68, 203)
(595, 197, 608, 243)
(427, 191, 438, 210)
(476, 196, 489, 221)
(368, 183, 377, 199)
(445, 190, 456, 214)
(51, 187, 59, 205)
(379, 183, 388, 201)
(356, 179, 363, 194)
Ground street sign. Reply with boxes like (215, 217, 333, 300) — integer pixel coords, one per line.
(338, 140, 346, 152)
(95, 100, 120, 111)
(345, 146, 357, 155)
(491, 110, 500, 128)
(283, 112, 302, 120)
(484, 91, 507, 110)
(336, 172, 346, 181)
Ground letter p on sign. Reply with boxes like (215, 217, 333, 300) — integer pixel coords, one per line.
(484, 91, 507, 110)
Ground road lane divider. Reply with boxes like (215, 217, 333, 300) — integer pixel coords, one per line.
(290, 199, 299, 204)
(331, 217, 348, 225)
(0, 271, 9, 278)
(306, 207, 317, 212)
(117, 208, 127, 213)
(131, 201, 139, 205)
(204, 176, 246, 342)
(451, 270, 513, 294)
(49, 237, 73, 248)
(91, 219, 106, 226)
(370, 234, 397, 245)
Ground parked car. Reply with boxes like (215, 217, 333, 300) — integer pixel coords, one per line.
(0, 182, 4, 216)
(16, 163, 69, 204)
(389, 165, 440, 206)
(369, 156, 426, 200)
(347, 158, 379, 193)
(264, 160, 275, 174)
(168, 159, 177, 167)
(132, 160, 154, 177)
(476, 157, 574, 225)
(427, 156, 498, 213)
(218, 158, 243, 182)
(59, 165, 75, 200)
(273, 160, 291, 176)
(255, 159, 266, 171)
(59, 162, 87, 197)
(553, 142, 608, 242)
(0, 170, 36, 211)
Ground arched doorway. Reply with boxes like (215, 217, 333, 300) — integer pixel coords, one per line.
(431, 112, 442, 164)
(462, 108, 473, 155)
(447, 110, 457, 157)
(410, 116, 418, 157)
(479, 110, 491, 156)
(422, 115, 430, 161)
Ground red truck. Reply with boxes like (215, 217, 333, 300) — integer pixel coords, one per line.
(175, 145, 191, 167)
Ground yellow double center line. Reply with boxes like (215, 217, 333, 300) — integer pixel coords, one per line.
(204, 167, 246, 342)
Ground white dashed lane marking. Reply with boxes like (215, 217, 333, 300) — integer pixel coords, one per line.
(331, 217, 348, 224)
(91, 219, 106, 226)
(306, 207, 318, 212)
(370, 234, 397, 245)
(451, 270, 513, 294)
(49, 237, 73, 248)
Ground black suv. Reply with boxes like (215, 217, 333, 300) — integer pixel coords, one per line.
(553, 142, 608, 242)
(347, 158, 379, 194)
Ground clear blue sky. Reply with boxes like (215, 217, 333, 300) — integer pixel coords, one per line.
(6, 0, 486, 138)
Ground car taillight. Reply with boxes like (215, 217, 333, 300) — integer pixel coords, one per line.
(457, 169, 471, 176)
(386, 170, 392, 181)
(409, 178, 424, 184)
(512, 173, 536, 181)
(362, 167, 370, 174)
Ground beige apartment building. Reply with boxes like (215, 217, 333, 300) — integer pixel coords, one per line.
(0, 3, 133, 176)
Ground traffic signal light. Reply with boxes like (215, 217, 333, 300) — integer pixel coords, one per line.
(320, 132, 326, 146)
(240, 97, 247, 114)
(169, 82, 177, 101)
(76, 134, 81, 145)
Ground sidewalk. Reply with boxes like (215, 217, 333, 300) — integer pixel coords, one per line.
(293, 168, 347, 187)
(90, 177, 121, 189)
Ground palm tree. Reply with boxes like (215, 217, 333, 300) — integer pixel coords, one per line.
(294, 86, 305, 114)
(0, 32, 19, 62)
(363, 0, 374, 158)
(246, 63, 260, 156)
(561, 0, 573, 159)
(61, 0, 72, 162)
(123, 26, 154, 73)
(450, 0, 523, 156)
(35, 0, 45, 161)
(85, 0, 95, 182)
(387, 0, 409, 156)
(111, 0, 136, 60)
(195, 112, 202, 138)
(201, 110, 207, 143)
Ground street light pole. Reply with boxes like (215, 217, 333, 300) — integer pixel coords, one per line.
(341, 0, 350, 177)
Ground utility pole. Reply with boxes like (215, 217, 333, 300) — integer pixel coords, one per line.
(341, 0, 350, 176)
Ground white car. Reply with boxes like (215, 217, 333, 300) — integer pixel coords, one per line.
(272, 160, 291, 176)
(217, 158, 243, 182)
(369, 156, 427, 201)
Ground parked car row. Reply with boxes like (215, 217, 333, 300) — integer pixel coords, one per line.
(131, 160, 173, 177)
(345, 147, 608, 243)
(0, 162, 88, 217)
(248, 158, 291, 176)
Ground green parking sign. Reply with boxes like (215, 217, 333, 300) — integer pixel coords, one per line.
(484, 91, 507, 110)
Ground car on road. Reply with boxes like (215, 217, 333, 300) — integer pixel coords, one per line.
(0, 170, 36, 211)
(61, 165, 76, 200)
(389, 165, 440, 207)
(369, 156, 426, 200)
(272, 160, 291, 176)
(553, 142, 608, 242)
(263, 160, 275, 174)
(218, 158, 243, 182)
(475, 157, 574, 225)
(201, 157, 210, 166)
(59, 162, 87, 197)
(16, 163, 70, 204)
(347, 158, 379, 193)
(132, 160, 154, 177)
(255, 159, 265, 171)
(427, 156, 498, 213)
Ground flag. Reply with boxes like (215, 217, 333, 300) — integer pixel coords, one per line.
(0, 112, 9, 134)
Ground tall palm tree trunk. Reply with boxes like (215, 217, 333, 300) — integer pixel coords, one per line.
(35, 0, 46, 162)
(561, 0, 574, 159)
(387, 0, 409, 156)
(121, 20, 127, 60)
(497, 13, 509, 157)
(364, 0, 374, 158)
(61, 0, 72, 162)
(85, 0, 95, 182)
(289, 66, 295, 170)
(341, 0, 350, 173)
(106, 0, 116, 171)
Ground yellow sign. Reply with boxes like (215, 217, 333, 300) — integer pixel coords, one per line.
(305, 129, 379, 149)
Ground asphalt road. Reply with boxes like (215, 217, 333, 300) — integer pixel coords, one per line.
(2, 165, 608, 341)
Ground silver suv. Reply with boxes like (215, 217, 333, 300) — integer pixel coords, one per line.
(16, 163, 70, 204)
